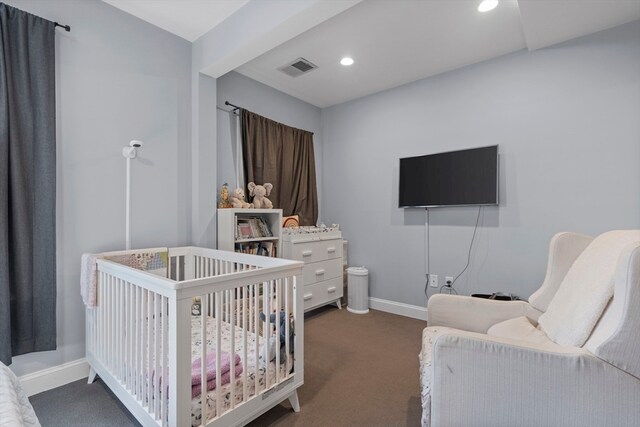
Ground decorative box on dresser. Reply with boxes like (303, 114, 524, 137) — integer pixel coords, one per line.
(282, 228, 343, 312)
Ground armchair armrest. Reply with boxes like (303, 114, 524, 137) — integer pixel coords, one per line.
(430, 331, 640, 427)
(427, 294, 542, 333)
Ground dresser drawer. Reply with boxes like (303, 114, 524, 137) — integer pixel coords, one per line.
(290, 239, 342, 263)
(302, 258, 342, 285)
(302, 277, 343, 311)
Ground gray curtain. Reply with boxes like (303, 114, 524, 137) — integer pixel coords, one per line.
(0, 3, 57, 365)
(241, 109, 318, 226)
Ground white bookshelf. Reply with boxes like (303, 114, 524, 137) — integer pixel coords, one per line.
(217, 208, 283, 257)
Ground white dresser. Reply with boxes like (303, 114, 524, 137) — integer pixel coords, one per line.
(282, 228, 343, 312)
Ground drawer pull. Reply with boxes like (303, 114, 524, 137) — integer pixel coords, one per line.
(304, 293, 313, 301)
(315, 269, 325, 276)
(327, 247, 336, 253)
(327, 287, 337, 293)
(302, 250, 313, 257)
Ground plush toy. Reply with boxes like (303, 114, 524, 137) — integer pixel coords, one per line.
(248, 182, 273, 209)
(259, 311, 294, 365)
(229, 187, 252, 209)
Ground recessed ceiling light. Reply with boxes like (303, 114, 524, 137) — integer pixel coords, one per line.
(340, 57, 354, 66)
(478, 0, 499, 12)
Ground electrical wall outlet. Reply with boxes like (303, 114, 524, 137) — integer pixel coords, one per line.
(445, 276, 454, 285)
(429, 274, 438, 288)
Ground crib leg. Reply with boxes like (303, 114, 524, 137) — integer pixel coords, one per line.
(288, 391, 300, 412)
(336, 299, 342, 310)
(87, 367, 97, 384)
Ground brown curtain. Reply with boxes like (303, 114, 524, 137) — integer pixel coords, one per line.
(241, 109, 318, 226)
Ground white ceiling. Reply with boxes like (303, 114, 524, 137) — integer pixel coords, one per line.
(102, 0, 249, 42)
(236, 0, 640, 108)
(101, 0, 640, 108)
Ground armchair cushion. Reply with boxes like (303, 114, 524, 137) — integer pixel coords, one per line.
(427, 294, 542, 333)
(487, 316, 552, 347)
(538, 230, 640, 347)
(528, 232, 593, 312)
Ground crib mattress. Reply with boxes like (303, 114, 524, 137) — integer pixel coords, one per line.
(190, 316, 293, 426)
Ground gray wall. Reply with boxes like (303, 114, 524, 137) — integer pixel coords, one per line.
(6, 0, 192, 376)
(216, 71, 323, 219)
(321, 21, 640, 306)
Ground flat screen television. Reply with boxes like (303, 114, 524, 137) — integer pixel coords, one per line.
(399, 145, 499, 208)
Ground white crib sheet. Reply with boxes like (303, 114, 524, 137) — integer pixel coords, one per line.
(190, 316, 293, 427)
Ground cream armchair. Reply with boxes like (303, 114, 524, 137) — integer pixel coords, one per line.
(419, 230, 640, 427)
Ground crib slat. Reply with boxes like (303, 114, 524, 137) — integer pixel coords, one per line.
(126, 282, 131, 391)
(236, 288, 240, 332)
(242, 285, 248, 403)
(254, 284, 259, 394)
(135, 286, 141, 399)
(142, 289, 148, 406)
(130, 282, 135, 391)
(275, 279, 280, 384)
(97, 272, 102, 362)
(118, 278, 123, 381)
(121, 280, 125, 381)
(113, 278, 117, 376)
(154, 293, 161, 417)
(264, 281, 270, 391)
(105, 274, 110, 370)
(147, 290, 152, 410)
(161, 296, 168, 427)
(109, 275, 114, 372)
(116, 278, 120, 379)
(249, 284, 254, 335)
(200, 296, 208, 425)
(285, 276, 290, 376)
(215, 292, 222, 418)
(230, 288, 236, 410)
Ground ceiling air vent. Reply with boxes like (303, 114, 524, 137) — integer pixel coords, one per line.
(278, 57, 318, 78)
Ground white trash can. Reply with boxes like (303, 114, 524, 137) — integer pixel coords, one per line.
(347, 266, 369, 314)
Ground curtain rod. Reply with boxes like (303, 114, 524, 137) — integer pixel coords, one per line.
(225, 101, 241, 111)
(223, 101, 313, 135)
(55, 22, 71, 32)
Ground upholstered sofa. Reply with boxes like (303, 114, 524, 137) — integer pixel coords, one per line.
(419, 230, 640, 427)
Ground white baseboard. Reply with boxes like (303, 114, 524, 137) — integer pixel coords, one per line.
(369, 297, 428, 321)
(19, 358, 90, 397)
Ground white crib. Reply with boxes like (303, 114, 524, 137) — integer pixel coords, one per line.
(85, 246, 304, 427)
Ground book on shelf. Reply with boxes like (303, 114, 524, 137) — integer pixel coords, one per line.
(237, 221, 253, 239)
(234, 241, 277, 257)
(235, 216, 273, 240)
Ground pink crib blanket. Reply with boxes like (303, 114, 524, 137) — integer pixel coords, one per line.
(191, 351, 243, 399)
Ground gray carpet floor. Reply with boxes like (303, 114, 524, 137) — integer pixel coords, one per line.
(30, 307, 426, 426)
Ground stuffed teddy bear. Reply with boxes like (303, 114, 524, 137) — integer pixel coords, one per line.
(248, 182, 273, 209)
(229, 187, 253, 209)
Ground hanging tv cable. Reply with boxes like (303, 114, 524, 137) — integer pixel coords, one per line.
(444, 206, 483, 294)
